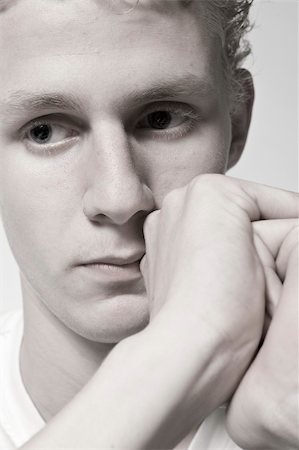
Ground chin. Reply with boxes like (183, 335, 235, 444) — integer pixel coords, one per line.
(57, 292, 150, 343)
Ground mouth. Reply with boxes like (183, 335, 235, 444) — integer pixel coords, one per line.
(82, 254, 144, 266)
(76, 254, 144, 281)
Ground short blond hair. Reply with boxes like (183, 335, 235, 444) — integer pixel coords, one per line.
(1, 0, 253, 108)
(204, 0, 253, 107)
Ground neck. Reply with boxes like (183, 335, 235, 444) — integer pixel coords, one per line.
(20, 280, 115, 422)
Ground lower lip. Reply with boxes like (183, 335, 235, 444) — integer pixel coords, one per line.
(79, 261, 142, 281)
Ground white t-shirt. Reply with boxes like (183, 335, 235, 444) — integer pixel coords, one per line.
(0, 310, 241, 449)
(0, 310, 44, 449)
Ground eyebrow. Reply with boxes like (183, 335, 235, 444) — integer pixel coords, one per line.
(1, 74, 216, 121)
(1, 92, 84, 121)
(126, 74, 216, 107)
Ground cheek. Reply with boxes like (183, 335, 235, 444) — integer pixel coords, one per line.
(0, 147, 79, 270)
(133, 119, 232, 206)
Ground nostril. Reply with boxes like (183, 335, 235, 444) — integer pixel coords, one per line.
(82, 174, 155, 225)
(88, 213, 107, 224)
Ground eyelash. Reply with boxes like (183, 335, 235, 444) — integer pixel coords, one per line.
(21, 118, 79, 154)
(136, 102, 201, 140)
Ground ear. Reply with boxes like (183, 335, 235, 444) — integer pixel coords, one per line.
(227, 69, 255, 170)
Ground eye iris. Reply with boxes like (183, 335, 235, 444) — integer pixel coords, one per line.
(148, 111, 172, 129)
(30, 124, 52, 143)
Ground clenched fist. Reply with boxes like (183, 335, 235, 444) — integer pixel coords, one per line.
(140, 174, 298, 448)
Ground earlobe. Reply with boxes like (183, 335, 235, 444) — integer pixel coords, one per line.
(227, 69, 255, 170)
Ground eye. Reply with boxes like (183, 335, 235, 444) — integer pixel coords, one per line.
(139, 110, 187, 130)
(21, 118, 80, 154)
(29, 124, 52, 143)
(27, 123, 75, 145)
(135, 102, 201, 140)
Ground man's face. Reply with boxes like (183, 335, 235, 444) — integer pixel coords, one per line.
(0, 0, 234, 342)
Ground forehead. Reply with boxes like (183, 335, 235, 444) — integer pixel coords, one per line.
(0, 0, 221, 111)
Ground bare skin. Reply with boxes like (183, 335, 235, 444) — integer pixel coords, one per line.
(141, 175, 299, 448)
(19, 175, 298, 449)
(228, 218, 299, 448)
(0, 1, 298, 449)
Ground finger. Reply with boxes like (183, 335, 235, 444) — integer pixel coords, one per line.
(139, 255, 148, 288)
(262, 312, 271, 338)
(253, 253, 298, 414)
(276, 225, 299, 280)
(229, 176, 299, 221)
(142, 210, 161, 307)
(253, 219, 298, 259)
(253, 233, 281, 317)
(143, 209, 160, 246)
(262, 267, 282, 318)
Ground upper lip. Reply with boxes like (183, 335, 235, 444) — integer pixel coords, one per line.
(79, 253, 145, 267)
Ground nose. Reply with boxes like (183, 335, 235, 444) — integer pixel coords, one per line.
(82, 121, 155, 225)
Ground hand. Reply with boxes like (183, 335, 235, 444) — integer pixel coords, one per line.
(227, 218, 299, 449)
(140, 174, 298, 447)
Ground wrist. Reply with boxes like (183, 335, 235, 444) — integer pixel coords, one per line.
(92, 313, 231, 449)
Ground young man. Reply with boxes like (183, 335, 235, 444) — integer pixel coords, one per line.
(0, 0, 298, 448)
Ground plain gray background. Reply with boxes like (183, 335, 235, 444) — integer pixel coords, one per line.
(1, 0, 298, 313)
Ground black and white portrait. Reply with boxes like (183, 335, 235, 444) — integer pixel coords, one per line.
(0, 1, 298, 449)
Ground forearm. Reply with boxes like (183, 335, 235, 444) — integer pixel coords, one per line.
(20, 311, 227, 450)
(226, 254, 299, 449)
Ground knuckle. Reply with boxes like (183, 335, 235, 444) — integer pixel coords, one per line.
(289, 222, 299, 240)
(281, 223, 299, 257)
(188, 173, 227, 195)
(139, 254, 147, 277)
(161, 186, 182, 209)
(143, 210, 160, 236)
(282, 223, 299, 250)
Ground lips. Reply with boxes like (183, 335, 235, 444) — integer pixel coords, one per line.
(79, 252, 144, 267)
(71, 248, 145, 284)
(74, 253, 144, 283)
